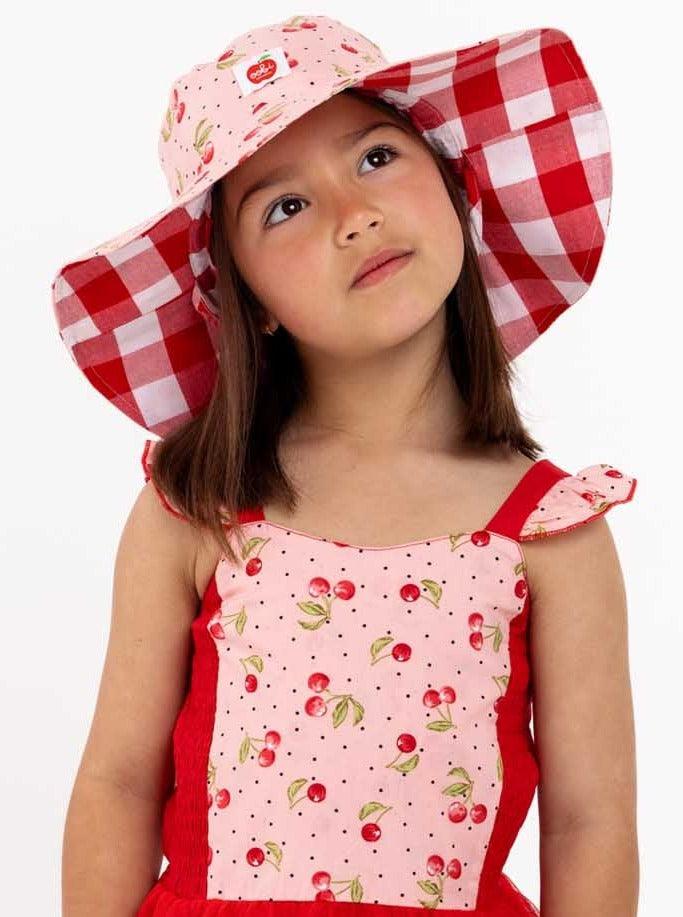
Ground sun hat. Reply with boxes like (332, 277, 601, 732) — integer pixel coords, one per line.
(50, 13, 611, 438)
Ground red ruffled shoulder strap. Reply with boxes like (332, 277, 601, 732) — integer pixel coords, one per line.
(141, 438, 187, 521)
(486, 458, 638, 541)
(141, 439, 264, 525)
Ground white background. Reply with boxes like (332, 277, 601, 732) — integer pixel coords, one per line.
(1, 1, 677, 914)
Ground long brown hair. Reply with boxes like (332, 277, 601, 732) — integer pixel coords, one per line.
(146, 90, 544, 567)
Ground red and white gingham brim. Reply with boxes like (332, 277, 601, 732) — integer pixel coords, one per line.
(50, 23, 611, 437)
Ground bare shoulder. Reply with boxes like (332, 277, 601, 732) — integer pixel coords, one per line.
(521, 515, 635, 834)
(73, 481, 202, 802)
(133, 480, 200, 590)
(113, 480, 201, 643)
(137, 479, 228, 602)
(522, 513, 626, 617)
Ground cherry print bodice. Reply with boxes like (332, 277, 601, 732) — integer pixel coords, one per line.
(137, 440, 637, 916)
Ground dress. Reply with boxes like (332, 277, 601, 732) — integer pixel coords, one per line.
(136, 441, 637, 916)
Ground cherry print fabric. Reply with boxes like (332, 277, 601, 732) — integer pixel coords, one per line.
(137, 440, 637, 914)
(517, 464, 637, 539)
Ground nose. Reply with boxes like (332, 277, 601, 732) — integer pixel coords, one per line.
(345, 216, 381, 240)
(335, 198, 384, 243)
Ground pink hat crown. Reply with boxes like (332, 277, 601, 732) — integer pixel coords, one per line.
(156, 14, 390, 205)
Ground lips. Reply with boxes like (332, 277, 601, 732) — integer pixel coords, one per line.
(353, 247, 413, 286)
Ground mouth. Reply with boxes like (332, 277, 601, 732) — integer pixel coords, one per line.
(352, 251, 414, 289)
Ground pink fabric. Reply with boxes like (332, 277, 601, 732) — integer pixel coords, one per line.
(203, 524, 531, 909)
(138, 441, 637, 914)
(518, 464, 637, 539)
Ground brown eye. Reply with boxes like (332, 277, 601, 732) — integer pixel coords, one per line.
(263, 144, 399, 228)
(264, 197, 306, 227)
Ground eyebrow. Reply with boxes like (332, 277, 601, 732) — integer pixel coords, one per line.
(233, 119, 412, 223)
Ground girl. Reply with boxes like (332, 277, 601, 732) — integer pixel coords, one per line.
(52, 14, 639, 917)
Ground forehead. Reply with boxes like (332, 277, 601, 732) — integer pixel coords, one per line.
(221, 93, 414, 203)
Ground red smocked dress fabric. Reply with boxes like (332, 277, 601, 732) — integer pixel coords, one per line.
(137, 442, 637, 915)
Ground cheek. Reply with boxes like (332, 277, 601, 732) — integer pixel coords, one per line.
(236, 240, 335, 337)
(231, 233, 315, 300)
(420, 185, 465, 265)
(436, 189, 463, 242)
(394, 166, 465, 285)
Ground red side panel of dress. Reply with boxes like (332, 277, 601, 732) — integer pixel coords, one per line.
(159, 575, 221, 897)
(473, 460, 571, 911)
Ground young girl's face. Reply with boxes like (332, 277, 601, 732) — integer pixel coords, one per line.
(221, 92, 464, 358)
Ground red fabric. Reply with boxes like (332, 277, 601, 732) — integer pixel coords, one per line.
(159, 575, 221, 896)
(138, 868, 539, 915)
(485, 460, 571, 539)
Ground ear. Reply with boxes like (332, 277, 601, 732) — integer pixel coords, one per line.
(260, 313, 280, 335)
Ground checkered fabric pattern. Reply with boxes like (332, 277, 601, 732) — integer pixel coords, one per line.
(50, 16, 611, 436)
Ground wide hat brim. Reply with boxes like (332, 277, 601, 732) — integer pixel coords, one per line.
(50, 25, 611, 437)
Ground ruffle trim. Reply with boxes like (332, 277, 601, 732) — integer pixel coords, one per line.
(519, 463, 637, 541)
(141, 438, 187, 521)
(136, 870, 538, 916)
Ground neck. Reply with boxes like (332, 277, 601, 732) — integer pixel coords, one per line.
(286, 311, 469, 455)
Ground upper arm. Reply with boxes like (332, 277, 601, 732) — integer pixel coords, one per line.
(74, 480, 200, 802)
(525, 516, 637, 834)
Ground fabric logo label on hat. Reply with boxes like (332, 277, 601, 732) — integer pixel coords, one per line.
(233, 47, 292, 98)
